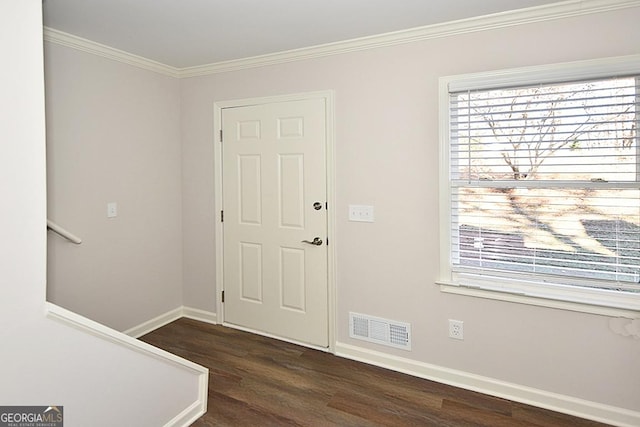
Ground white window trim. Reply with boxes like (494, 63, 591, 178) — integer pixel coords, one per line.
(438, 54, 640, 319)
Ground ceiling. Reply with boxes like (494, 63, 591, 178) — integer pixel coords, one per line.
(43, 0, 563, 69)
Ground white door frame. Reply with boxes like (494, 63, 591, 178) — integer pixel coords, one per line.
(213, 90, 336, 352)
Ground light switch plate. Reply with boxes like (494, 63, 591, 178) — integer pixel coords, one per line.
(107, 202, 117, 218)
(348, 205, 374, 222)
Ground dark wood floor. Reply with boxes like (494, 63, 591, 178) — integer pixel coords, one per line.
(140, 318, 607, 427)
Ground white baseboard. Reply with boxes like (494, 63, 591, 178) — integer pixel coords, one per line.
(182, 306, 217, 325)
(124, 307, 183, 338)
(163, 387, 209, 427)
(122, 309, 639, 426)
(123, 306, 217, 338)
(335, 341, 640, 427)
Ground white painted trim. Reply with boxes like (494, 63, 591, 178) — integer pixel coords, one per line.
(325, 92, 338, 351)
(43, 27, 179, 78)
(182, 306, 218, 324)
(446, 53, 640, 92)
(439, 281, 640, 319)
(123, 306, 183, 338)
(45, 303, 208, 426)
(214, 90, 337, 353)
(163, 397, 208, 427)
(47, 303, 207, 373)
(214, 103, 225, 326)
(438, 54, 640, 317)
(335, 341, 640, 427)
(180, 0, 640, 77)
(44, 0, 640, 78)
(122, 307, 217, 338)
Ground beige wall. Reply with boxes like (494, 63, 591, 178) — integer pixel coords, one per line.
(45, 43, 184, 331)
(1, 2, 203, 425)
(43, 3, 640, 417)
(179, 7, 640, 411)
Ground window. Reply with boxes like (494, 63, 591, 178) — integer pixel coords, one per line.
(439, 56, 640, 314)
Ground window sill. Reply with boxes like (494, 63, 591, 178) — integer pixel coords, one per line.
(437, 280, 640, 319)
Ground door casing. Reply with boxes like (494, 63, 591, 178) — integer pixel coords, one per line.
(213, 90, 336, 352)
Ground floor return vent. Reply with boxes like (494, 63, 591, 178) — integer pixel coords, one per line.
(349, 312, 411, 350)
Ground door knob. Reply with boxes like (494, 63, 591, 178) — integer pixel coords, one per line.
(302, 237, 323, 246)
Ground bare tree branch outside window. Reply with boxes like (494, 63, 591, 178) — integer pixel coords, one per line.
(450, 76, 640, 288)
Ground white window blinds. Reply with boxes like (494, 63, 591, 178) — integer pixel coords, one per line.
(449, 76, 640, 292)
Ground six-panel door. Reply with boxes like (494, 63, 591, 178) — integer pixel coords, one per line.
(222, 98, 328, 347)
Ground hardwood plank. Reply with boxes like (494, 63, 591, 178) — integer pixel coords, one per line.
(194, 390, 301, 427)
(140, 319, 610, 426)
(511, 403, 607, 427)
(440, 398, 528, 427)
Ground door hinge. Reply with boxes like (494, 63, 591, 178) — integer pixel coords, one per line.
(221, 210, 224, 222)
(220, 129, 223, 142)
(221, 290, 225, 303)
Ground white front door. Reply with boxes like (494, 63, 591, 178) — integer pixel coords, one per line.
(222, 97, 328, 347)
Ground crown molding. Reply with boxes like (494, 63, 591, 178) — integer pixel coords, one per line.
(43, 27, 180, 78)
(44, 0, 640, 79)
(178, 0, 640, 77)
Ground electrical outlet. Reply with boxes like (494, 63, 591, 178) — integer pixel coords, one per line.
(448, 319, 464, 340)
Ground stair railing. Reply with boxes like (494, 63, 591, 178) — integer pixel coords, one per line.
(47, 219, 82, 244)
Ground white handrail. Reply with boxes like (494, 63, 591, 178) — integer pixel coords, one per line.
(47, 219, 82, 244)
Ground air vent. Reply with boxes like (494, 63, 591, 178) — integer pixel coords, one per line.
(349, 312, 411, 350)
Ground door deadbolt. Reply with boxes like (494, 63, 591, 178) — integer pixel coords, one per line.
(313, 202, 323, 211)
